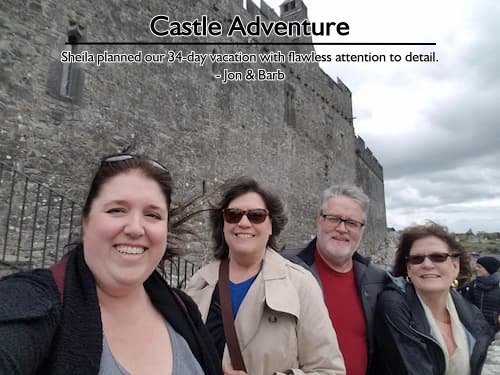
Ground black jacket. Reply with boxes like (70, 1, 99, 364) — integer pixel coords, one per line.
(282, 238, 389, 374)
(375, 279, 493, 375)
(460, 273, 500, 332)
(0, 248, 222, 375)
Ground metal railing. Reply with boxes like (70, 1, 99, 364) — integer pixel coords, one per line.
(161, 256, 199, 289)
(0, 161, 80, 270)
(0, 160, 199, 285)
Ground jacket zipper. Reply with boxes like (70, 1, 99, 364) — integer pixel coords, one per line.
(409, 324, 446, 373)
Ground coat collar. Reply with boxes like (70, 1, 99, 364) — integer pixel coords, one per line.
(193, 249, 300, 317)
(405, 283, 433, 334)
(192, 260, 220, 287)
(190, 249, 301, 351)
(262, 249, 300, 318)
(296, 237, 371, 266)
(403, 282, 491, 342)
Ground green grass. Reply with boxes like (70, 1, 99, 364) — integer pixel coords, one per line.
(459, 241, 499, 251)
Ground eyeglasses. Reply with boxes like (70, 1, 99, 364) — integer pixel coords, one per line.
(320, 212, 365, 230)
(223, 208, 269, 224)
(406, 253, 459, 265)
(102, 154, 169, 172)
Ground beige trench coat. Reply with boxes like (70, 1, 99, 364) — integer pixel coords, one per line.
(186, 249, 346, 375)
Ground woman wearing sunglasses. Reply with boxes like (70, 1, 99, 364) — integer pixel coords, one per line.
(0, 154, 221, 375)
(186, 176, 346, 375)
(374, 223, 493, 375)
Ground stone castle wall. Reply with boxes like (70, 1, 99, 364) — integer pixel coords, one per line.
(0, 0, 386, 261)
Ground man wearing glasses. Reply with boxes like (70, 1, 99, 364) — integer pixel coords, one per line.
(283, 185, 388, 375)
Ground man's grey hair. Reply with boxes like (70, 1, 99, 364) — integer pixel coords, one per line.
(320, 185, 370, 220)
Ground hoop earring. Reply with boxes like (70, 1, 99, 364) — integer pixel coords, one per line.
(451, 279, 459, 288)
(405, 276, 412, 284)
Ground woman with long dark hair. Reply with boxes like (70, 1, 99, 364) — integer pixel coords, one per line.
(0, 153, 221, 375)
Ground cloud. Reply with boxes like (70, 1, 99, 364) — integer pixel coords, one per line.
(264, 0, 500, 232)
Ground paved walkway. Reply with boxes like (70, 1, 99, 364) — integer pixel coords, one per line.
(482, 331, 500, 375)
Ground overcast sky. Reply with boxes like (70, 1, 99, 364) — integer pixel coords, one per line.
(263, 0, 500, 233)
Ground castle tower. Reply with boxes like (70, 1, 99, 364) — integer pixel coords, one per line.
(279, 0, 308, 21)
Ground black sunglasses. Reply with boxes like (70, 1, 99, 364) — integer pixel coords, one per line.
(102, 154, 169, 172)
(406, 252, 459, 265)
(223, 208, 269, 224)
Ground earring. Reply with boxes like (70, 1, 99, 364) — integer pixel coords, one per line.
(451, 279, 459, 288)
(405, 276, 412, 284)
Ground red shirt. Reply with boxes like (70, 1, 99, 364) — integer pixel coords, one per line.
(315, 250, 368, 375)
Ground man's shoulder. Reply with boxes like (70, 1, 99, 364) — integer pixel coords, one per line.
(282, 239, 315, 264)
(280, 246, 301, 259)
(377, 286, 411, 322)
(281, 241, 311, 256)
(281, 248, 303, 264)
(353, 252, 388, 281)
(366, 262, 388, 278)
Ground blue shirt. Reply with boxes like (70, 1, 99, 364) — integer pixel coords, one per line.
(229, 275, 258, 318)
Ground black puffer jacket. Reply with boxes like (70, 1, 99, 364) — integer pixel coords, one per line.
(460, 273, 500, 332)
(375, 279, 493, 375)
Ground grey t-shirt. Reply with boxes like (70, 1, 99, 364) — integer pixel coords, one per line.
(98, 321, 204, 375)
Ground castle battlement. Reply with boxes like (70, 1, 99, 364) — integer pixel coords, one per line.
(355, 136, 384, 181)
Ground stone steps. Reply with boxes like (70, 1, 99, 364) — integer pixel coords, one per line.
(483, 331, 500, 375)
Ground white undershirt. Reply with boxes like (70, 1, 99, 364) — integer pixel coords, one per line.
(417, 291, 470, 375)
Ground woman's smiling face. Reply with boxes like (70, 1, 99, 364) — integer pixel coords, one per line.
(406, 236, 460, 295)
(82, 169, 168, 295)
(223, 192, 272, 259)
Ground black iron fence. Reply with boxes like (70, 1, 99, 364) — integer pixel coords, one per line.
(161, 256, 199, 289)
(0, 160, 80, 270)
(0, 160, 198, 286)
